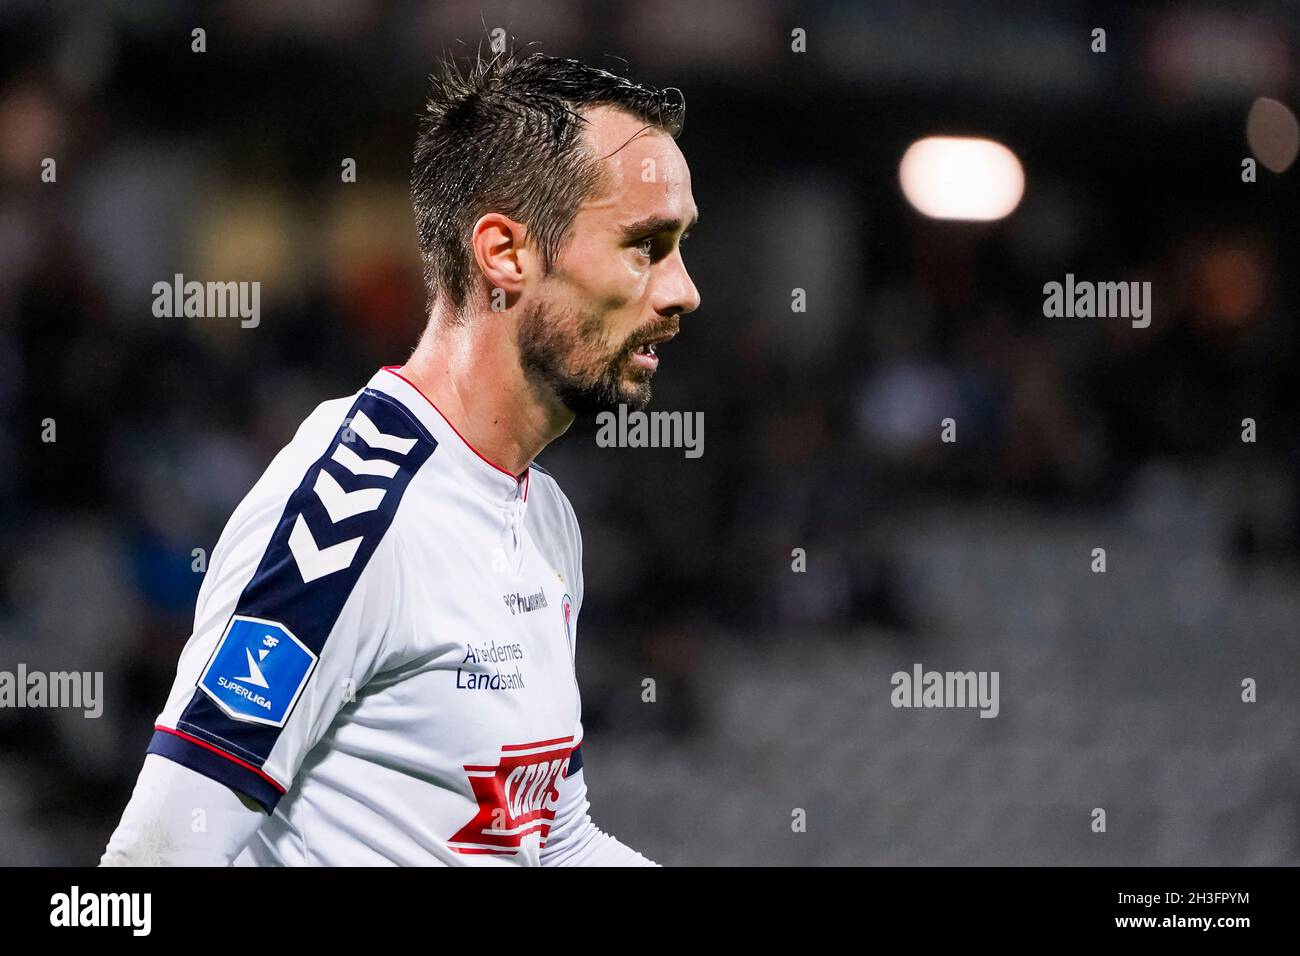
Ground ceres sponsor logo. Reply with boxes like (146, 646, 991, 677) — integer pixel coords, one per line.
(447, 737, 576, 855)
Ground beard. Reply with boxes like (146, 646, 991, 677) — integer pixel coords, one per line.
(517, 298, 677, 416)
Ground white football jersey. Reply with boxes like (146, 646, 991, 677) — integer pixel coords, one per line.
(146, 367, 642, 865)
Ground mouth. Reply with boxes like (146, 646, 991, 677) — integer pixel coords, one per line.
(629, 330, 677, 372)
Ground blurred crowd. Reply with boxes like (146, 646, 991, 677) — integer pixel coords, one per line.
(1, 1, 1297, 863)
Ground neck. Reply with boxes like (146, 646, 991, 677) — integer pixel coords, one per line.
(397, 305, 574, 478)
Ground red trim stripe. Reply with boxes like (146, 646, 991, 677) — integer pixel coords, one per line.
(452, 848, 518, 856)
(154, 725, 286, 793)
(501, 735, 575, 751)
(381, 366, 529, 485)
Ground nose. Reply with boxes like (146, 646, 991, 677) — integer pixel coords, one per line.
(656, 247, 701, 318)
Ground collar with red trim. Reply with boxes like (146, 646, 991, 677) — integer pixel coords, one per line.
(371, 366, 529, 506)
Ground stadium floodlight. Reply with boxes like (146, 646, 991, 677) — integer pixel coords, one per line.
(899, 135, 1025, 222)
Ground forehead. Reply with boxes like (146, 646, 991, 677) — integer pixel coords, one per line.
(577, 105, 694, 221)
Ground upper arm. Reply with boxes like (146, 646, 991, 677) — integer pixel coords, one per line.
(100, 753, 265, 866)
(145, 391, 435, 814)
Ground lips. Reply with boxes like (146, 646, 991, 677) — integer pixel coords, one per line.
(628, 327, 678, 369)
(630, 343, 660, 370)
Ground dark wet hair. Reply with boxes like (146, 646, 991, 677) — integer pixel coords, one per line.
(411, 48, 685, 318)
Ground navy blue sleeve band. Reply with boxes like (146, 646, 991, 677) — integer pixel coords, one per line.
(148, 726, 285, 815)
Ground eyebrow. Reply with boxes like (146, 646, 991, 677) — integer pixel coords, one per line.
(618, 212, 699, 240)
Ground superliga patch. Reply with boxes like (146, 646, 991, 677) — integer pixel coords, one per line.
(198, 615, 317, 726)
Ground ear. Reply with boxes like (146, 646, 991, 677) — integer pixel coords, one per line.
(470, 213, 527, 306)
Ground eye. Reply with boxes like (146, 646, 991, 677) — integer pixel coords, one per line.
(635, 236, 656, 258)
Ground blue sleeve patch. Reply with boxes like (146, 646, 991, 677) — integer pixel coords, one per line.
(198, 615, 317, 727)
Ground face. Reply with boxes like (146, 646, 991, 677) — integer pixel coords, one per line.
(518, 105, 700, 415)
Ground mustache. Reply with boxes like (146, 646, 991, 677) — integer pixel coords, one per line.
(622, 317, 681, 353)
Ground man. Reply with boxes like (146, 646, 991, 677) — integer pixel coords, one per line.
(100, 50, 700, 866)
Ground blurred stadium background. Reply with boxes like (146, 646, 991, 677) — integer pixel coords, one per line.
(1, 0, 1298, 865)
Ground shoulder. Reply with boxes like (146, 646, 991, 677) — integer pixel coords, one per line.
(246, 388, 436, 503)
(212, 386, 438, 599)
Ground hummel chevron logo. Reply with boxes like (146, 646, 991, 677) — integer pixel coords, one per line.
(288, 408, 418, 583)
(288, 514, 362, 583)
(331, 443, 399, 478)
(313, 469, 385, 522)
(350, 410, 418, 454)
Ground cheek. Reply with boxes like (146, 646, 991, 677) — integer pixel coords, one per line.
(558, 254, 630, 306)
(557, 247, 650, 344)
(582, 275, 646, 347)
(619, 259, 658, 310)
(574, 251, 639, 310)
(599, 301, 645, 352)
